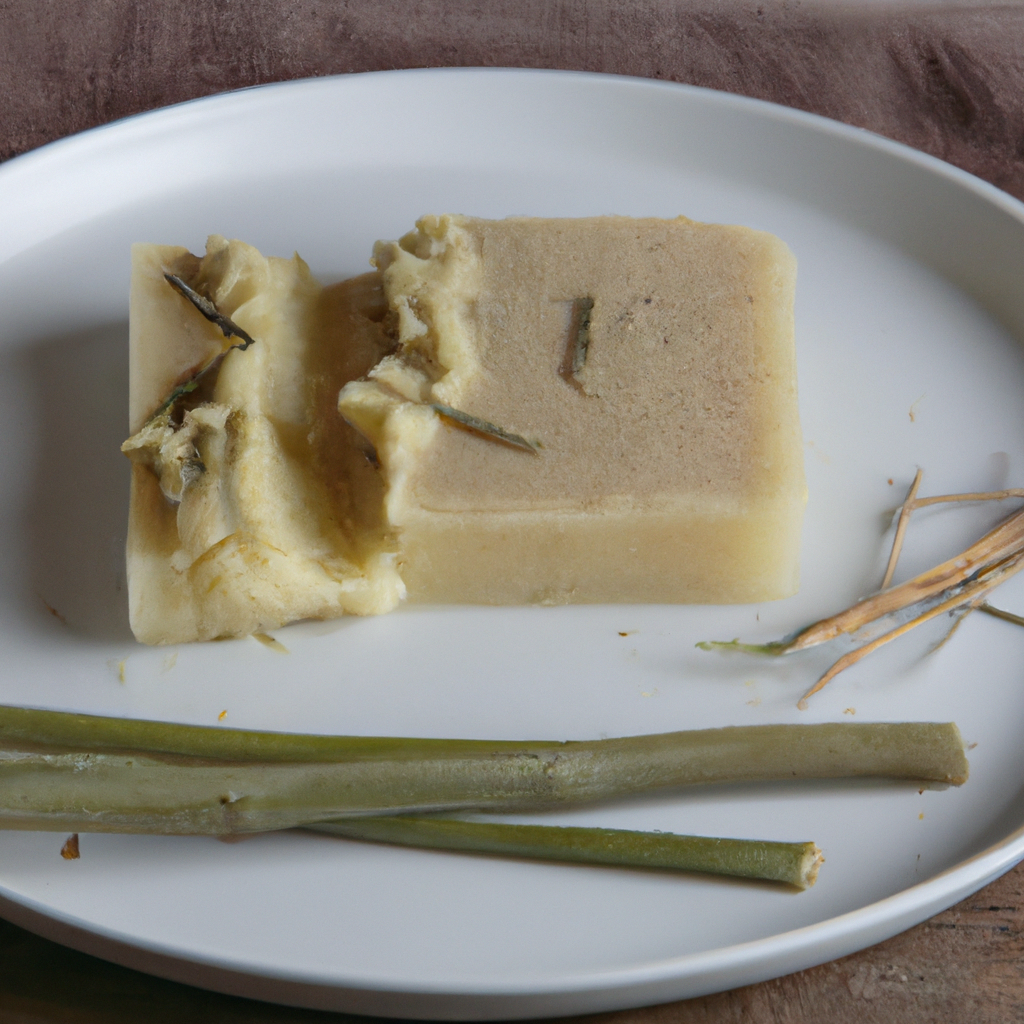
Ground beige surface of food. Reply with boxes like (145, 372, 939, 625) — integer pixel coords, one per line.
(339, 214, 806, 605)
(122, 238, 403, 644)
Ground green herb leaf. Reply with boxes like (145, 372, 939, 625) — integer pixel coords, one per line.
(431, 403, 539, 454)
(559, 296, 594, 384)
(164, 273, 256, 349)
(141, 275, 259, 425)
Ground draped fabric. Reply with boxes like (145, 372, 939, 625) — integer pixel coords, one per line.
(2, 1, 1023, 200)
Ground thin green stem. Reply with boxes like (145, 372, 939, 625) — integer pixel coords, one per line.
(310, 817, 824, 889)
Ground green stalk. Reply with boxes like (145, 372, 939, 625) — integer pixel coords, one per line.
(309, 817, 825, 889)
(0, 705, 967, 835)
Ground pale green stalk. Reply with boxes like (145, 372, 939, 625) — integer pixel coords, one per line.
(310, 817, 825, 889)
(0, 704, 967, 835)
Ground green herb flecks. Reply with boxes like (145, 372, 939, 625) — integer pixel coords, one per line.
(559, 296, 594, 386)
(431, 403, 539, 454)
(144, 274, 258, 424)
(164, 274, 257, 350)
(146, 372, 207, 424)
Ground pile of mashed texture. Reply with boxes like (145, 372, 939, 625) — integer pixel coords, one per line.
(122, 237, 403, 644)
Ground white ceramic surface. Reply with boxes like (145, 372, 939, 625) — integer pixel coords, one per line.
(1, 69, 1024, 1020)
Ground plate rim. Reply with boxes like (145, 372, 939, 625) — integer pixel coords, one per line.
(2, 66, 1024, 1018)
(2, 66, 1024, 227)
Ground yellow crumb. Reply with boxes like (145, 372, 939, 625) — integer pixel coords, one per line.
(919, 812, 925, 820)
(162, 651, 178, 673)
(909, 394, 925, 422)
(253, 632, 289, 653)
(42, 597, 67, 625)
(60, 834, 80, 860)
(805, 440, 830, 465)
(843, 707, 856, 715)
(218, 709, 228, 721)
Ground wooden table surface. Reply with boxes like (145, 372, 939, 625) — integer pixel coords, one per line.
(2, 2, 1024, 1021)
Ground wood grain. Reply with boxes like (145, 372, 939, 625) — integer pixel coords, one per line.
(2, 1, 1024, 1020)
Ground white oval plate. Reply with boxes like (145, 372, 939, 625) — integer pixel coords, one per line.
(1, 69, 1024, 1020)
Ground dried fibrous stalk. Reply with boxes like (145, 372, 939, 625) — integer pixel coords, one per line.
(979, 602, 1024, 628)
(880, 468, 923, 589)
(700, 477, 1024, 706)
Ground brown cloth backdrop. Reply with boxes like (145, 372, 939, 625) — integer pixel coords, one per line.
(4, 0, 1024, 199)
(2, 2, 1024, 1022)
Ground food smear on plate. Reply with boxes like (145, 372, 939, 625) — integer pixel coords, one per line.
(122, 215, 805, 645)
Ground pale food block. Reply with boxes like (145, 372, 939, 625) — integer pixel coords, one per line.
(122, 237, 403, 644)
(339, 215, 805, 605)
